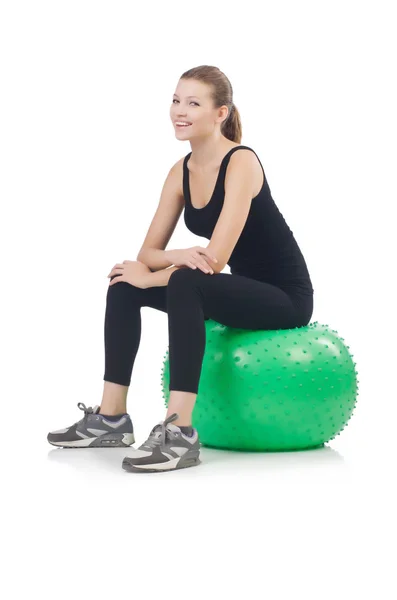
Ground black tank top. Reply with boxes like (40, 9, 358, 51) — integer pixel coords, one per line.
(183, 145, 314, 296)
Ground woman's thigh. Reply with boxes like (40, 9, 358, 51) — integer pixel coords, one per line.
(168, 270, 309, 330)
(109, 279, 169, 314)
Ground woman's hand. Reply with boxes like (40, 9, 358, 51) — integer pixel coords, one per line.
(107, 260, 152, 289)
(166, 247, 218, 274)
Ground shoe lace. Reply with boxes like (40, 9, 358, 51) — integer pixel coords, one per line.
(140, 413, 180, 451)
(76, 402, 98, 428)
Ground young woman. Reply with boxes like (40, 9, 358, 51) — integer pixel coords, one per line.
(48, 65, 314, 473)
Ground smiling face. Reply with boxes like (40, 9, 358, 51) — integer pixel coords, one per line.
(170, 79, 229, 140)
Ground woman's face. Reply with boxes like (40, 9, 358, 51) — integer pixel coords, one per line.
(170, 79, 226, 139)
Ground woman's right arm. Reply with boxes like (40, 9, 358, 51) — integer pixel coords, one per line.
(136, 160, 184, 272)
(137, 248, 174, 272)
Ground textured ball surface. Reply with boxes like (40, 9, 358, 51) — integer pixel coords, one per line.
(161, 321, 359, 451)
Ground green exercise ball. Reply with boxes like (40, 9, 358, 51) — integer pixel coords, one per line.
(161, 321, 359, 451)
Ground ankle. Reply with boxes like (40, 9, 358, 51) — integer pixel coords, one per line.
(101, 382, 129, 412)
(99, 408, 127, 416)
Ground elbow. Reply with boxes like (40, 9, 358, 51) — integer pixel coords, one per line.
(213, 262, 225, 274)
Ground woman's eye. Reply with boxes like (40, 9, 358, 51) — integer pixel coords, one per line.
(172, 100, 198, 106)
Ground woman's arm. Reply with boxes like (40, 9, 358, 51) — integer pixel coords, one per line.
(144, 265, 183, 288)
(138, 248, 174, 272)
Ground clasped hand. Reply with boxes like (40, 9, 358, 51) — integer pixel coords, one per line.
(107, 260, 152, 289)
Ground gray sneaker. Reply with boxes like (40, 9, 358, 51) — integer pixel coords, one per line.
(47, 402, 135, 448)
(122, 412, 201, 473)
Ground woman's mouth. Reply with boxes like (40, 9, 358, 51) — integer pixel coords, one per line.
(175, 122, 192, 128)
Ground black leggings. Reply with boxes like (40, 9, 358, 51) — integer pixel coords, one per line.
(104, 268, 313, 394)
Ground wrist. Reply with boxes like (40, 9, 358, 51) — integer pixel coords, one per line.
(164, 250, 174, 266)
(144, 265, 180, 288)
(143, 272, 153, 289)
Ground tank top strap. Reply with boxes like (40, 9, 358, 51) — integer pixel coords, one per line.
(182, 153, 191, 202)
(221, 145, 266, 179)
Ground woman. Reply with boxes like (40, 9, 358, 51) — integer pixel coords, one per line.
(47, 65, 314, 473)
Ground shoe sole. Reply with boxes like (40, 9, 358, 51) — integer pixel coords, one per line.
(121, 452, 201, 473)
(48, 432, 135, 448)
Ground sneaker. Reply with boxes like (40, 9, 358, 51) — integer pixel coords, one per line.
(122, 412, 201, 473)
(47, 402, 135, 448)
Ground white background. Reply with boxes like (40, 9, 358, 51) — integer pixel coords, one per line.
(1, 0, 396, 598)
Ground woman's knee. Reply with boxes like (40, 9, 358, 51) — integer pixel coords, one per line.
(168, 267, 205, 285)
(107, 276, 142, 297)
(167, 267, 198, 287)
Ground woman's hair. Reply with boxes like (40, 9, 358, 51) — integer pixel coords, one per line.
(179, 65, 242, 144)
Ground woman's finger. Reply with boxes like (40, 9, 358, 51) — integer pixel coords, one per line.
(108, 267, 123, 278)
(194, 252, 213, 273)
(109, 277, 121, 285)
(199, 248, 218, 263)
(204, 250, 218, 263)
